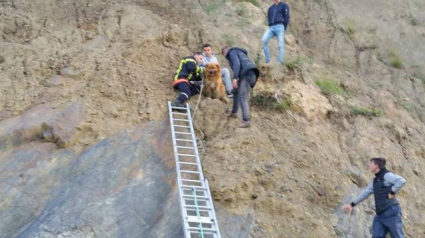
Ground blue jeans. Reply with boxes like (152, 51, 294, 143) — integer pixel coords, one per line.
(372, 204, 405, 238)
(221, 67, 232, 94)
(262, 24, 285, 63)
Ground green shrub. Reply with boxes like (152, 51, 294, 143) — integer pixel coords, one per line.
(236, 5, 247, 17)
(276, 98, 293, 111)
(236, 18, 250, 28)
(390, 58, 403, 69)
(251, 93, 275, 110)
(222, 34, 235, 45)
(242, 0, 260, 7)
(351, 107, 382, 118)
(251, 92, 292, 112)
(255, 52, 261, 67)
(389, 51, 404, 69)
(204, 2, 220, 15)
(285, 61, 296, 71)
(285, 56, 312, 71)
(315, 78, 346, 95)
(400, 100, 414, 112)
(342, 21, 356, 36)
(410, 17, 418, 26)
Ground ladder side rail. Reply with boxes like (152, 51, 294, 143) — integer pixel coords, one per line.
(185, 103, 205, 181)
(168, 101, 191, 238)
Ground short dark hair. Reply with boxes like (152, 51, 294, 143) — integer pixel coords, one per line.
(203, 44, 212, 49)
(370, 158, 386, 169)
(193, 52, 203, 56)
(221, 46, 231, 55)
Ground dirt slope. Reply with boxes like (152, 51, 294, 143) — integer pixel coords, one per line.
(1, 0, 425, 237)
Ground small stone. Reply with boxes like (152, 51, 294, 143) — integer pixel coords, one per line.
(223, 193, 235, 202)
(280, 185, 292, 193)
(44, 75, 65, 87)
(61, 67, 80, 77)
(285, 34, 297, 47)
(43, 129, 55, 142)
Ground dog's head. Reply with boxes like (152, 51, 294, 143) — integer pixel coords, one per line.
(205, 63, 221, 77)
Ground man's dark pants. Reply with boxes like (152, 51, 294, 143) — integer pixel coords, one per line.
(372, 204, 405, 238)
(232, 70, 256, 122)
(175, 82, 201, 103)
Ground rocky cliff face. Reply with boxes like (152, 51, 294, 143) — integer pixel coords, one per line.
(1, 0, 425, 237)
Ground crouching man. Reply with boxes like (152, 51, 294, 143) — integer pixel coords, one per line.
(171, 52, 204, 108)
(222, 46, 259, 128)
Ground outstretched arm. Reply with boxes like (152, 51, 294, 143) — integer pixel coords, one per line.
(342, 181, 374, 212)
(352, 181, 374, 206)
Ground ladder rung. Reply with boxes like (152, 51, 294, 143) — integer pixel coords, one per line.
(174, 132, 192, 135)
(180, 170, 201, 174)
(177, 154, 196, 157)
(188, 227, 217, 232)
(189, 231, 217, 236)
(181, 180, 204, 186)
(187, 216, 213, 224)
(176, 146, 196, 149)
(179, 162, 198, 165)
(172, 112, 189, 116)
(184, 205, 212, 210)
(181, 179, 204, 182)
(173, 119, 190, 122)
(181, 185, 207, 190)
(174, 125, 190, 128)
(171, 106, 187, 110)
(183, 195, 209, 199)
(175, 138, 192, 142)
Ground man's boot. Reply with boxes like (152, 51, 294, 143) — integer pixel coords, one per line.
(171, 100, 186, 112)
(238, 120, 251, 128)
(229, 112, 237, 119)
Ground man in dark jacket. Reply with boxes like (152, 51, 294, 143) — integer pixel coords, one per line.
(171, 52, 204, 108)
(262, 0, 290, 64)
(342, 158, 406, 238)
(222, 46, 259, 128)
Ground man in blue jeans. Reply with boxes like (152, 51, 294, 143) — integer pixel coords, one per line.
(262, 0, 290, 64)
(222, 46, 259, 128)
(342, 158, 406, 238)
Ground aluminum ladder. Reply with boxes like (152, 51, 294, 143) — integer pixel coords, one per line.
(168, 101, 221, 238)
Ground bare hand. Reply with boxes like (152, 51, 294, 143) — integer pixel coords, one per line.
(341, 204, 353, 213)
(388, 194, 395, 199)
(232, 79, 238, 89)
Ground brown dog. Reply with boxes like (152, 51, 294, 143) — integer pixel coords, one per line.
(203, 63, 229, 103)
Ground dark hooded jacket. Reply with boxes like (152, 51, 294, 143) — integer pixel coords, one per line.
(225, 47, 259, 84)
